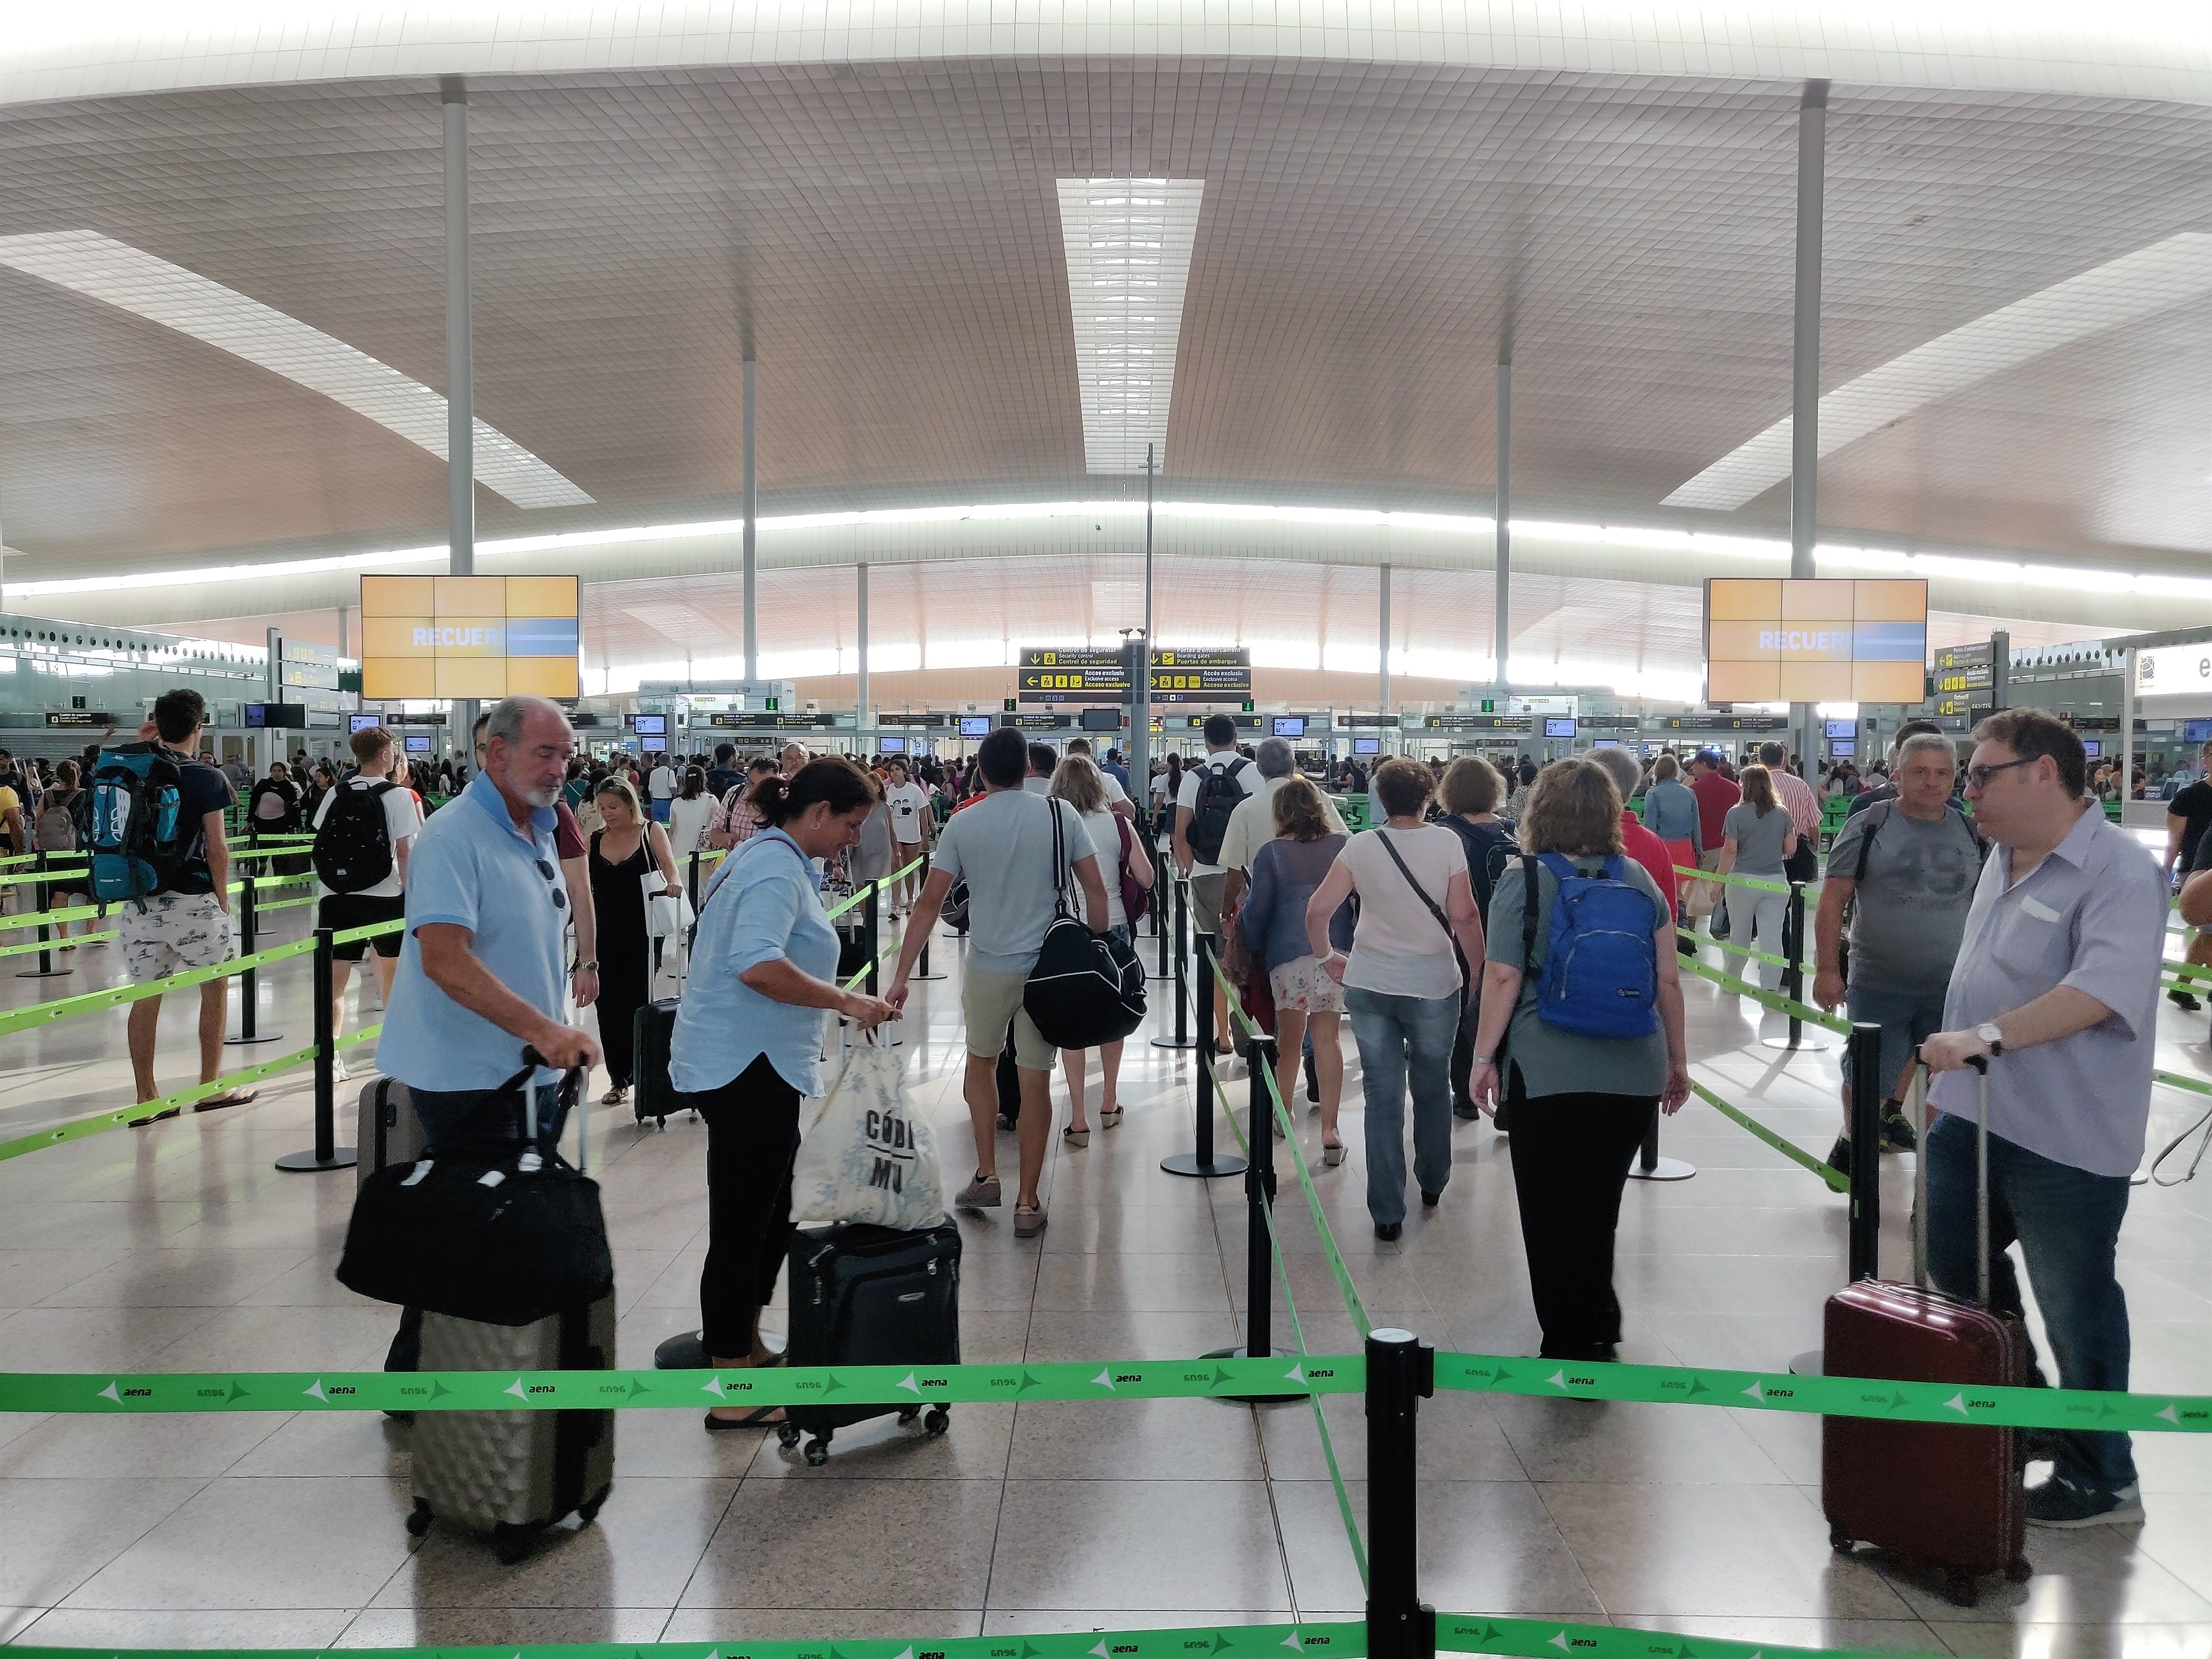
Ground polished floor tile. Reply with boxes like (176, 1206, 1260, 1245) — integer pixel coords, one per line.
(985, 1478, 1292, 1611)
(680, 1477, 1003, 1608)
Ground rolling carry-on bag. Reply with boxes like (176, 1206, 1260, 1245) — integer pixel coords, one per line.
(776, 1219, 961, 1465)
(355, 1076, 423, 1186)
(1822, 1058, 2030, 1607)
(631, 997, 684, 1126)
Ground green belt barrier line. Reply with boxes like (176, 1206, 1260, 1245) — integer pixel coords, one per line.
(8, 1345, 2204, 1432)
(821, 853, 927, 922)
(0, 870, 316, 939)
(0, 863, 87, 888)
(1675, 925, 1810, 976)
(1672, 862, 1810, 897)
(2155, 1068, 2212, 1099)
(0, 1023, 383, 1165)
(1689, 1080, 1850, 1193)
(0, 928, 114, 960)
(1441, 1611, 1955, 1659)
(0, 931, 319, 1039)
(1677, 953, 1850, 1032)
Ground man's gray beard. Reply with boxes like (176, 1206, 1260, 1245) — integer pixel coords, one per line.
(520, 781, 561, 808)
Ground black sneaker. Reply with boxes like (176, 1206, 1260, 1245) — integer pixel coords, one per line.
(2027, 1476, 2143, 1527)
(1880, 1110, 1918, 1153)
(2168, 988, 2201, 1012)
(1827, 1135, 1854, 1180)
(1453, 1098, 1482, 1122)
(1374, 1221, 1403, 1242)
(1422, 1189, 1442, 1208)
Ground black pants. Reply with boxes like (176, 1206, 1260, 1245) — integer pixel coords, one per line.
(1449, 974, 1481, 1112)
(597, 949, 650, 1089)
(694, 1054, 805, 1359)
(1504, 1070, 1658, 1362)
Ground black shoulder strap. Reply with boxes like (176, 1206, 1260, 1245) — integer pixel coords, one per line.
(1521, 853, 1542, 973)
(1852, 802, 1893, 883)
(1375, 829, 1454, 944)
(1045, 796, 1074, 918)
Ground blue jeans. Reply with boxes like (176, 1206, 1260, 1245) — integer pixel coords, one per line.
(1345, 986, 1458, 1226)
(1923, 1112, 2137, 1494)
(1842, 985, 1946, 1111)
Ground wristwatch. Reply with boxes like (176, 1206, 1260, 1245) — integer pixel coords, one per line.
(574, 959, 598, 973)
(1975, 1021, 2005, 1056)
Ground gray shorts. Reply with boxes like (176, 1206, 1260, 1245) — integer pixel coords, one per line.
(961, 965, 1058, 1070)
(120, 892, 233, 984)
(1190, 871, 1228, 937)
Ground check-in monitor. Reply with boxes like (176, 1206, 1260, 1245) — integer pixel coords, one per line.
(1704, 578, 1927, 704)
(360, 574, 581, 701)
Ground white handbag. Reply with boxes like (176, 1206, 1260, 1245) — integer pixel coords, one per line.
(789, 1031, 945, 1230)
(640, 870, 695, 940)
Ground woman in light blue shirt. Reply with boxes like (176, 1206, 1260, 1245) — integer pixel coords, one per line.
(669, 758, 895, 1430)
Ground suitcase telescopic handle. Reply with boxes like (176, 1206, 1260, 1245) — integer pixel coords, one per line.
(1908, 1052, 1991, 1305)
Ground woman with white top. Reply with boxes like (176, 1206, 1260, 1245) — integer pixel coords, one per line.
(667, 765, 727, 858)
(1303, 757, 1487, 1239)
(1050, 753, 1153, 1144)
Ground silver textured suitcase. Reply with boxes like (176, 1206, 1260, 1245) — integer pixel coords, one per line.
(407, 1294, 617, 1561)
(355, 1076, 423, 1186)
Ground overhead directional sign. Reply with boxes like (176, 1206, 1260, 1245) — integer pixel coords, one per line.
(1932, 641, 1994, 694)
(1150, 647, 1251, 698)
(1017, 647, 1130, 696)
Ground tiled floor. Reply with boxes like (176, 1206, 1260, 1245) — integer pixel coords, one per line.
(0, 900, 2206, 1654)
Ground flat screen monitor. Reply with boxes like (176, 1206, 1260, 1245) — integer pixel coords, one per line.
(958, 715, 992, 738)
(880, 737, 906, 753)
(360, 573, 580, 700)
(1591, 738, 1618, 748)
(1829, 739, 1857, 758)
(348, 713, 383, 736)
(1272, 716, 1306, 738)
(632, 713, 668, 737)
(2082, 739, 2102, 759)
(640, 735, 667, 753)
(241, 703, 268, 729)
(1078, 708, 1122, 732)
(2184, 720, 2212, 744)
(1544, 716, 1576, 738)
(1353, 737, 1380, 754)
(1823, 717, 1857, 740)
(1704, 576, 1928, 704)
(404, 735, 431, 753)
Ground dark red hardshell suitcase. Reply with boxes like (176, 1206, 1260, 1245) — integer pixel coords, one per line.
(1820, 1062, 2030, 1606)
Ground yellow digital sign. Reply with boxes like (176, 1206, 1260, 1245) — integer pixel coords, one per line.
(1704, 578, 1928, 704)
(360, 575, 581, 702)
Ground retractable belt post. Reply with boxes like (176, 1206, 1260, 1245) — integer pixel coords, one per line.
(1366, 1327, 1437, 1659)
(863, 880, 882, 995)
(275, 925, 357, 1173)
(15, 851, 70, 980)
(225, 874, 285, 1046)
(912, 853, 944, 980)
(1203, 1034, 1293, 1392)
(1151, 859, 1178, 980)
(1760, 879, 1829, 1052)
(1152, 876, 1197, 1047)
(1161, 929, 1245, 1180)
(1846, 1019, 1884, 1281)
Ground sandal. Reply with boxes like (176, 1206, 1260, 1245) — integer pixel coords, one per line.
(1099, 1104, 1124, 1128)
(602, 1085, 630, 1105)
(194, 1089, 258, 1113)
(1062, 1126, 1090, 1148)
(704, 1404, 784, 1431)
(1322, 1140, 1346, 1166)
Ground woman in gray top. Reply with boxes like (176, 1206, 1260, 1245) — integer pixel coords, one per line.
(1239, 777, 1354, 1163)
(1715, 763, 1799, 994)
(1467, 760, 1689, 1362)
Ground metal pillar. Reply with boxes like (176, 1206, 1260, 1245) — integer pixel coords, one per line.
(743, 358, 759, 681)
(265, 626, 282, 708)
(1379, 563, 1392, 713)
(442, 77, 477, 749)
(1495, 358, 1511, 692)
(856, 561, 870, 748)
(1990, 629, 2011, 713)
(1127, 444, 1155, 815)
(2122, 647, 2137, 803)
(1788, 80, 1828, 776)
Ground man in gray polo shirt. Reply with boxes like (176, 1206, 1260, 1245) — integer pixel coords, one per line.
(1921, 708, 2165, 1527)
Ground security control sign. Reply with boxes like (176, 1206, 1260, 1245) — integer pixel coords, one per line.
(1931, 642, 1994, 695)
(2134, 643, 2212, 698)
(1425, 714, 1533, 732)
(1150, 648, 1251, 698)
(1016, 648, 1130, 697)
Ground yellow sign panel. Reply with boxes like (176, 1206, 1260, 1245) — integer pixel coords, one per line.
(1704, 578, 1927, 705)
(359, 575, 581, 702)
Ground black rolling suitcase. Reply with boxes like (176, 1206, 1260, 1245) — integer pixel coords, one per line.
(775, 1220, 961, 1465)
(632, 998, 684, 1125)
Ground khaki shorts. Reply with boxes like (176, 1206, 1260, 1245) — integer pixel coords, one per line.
(120, 892, 234, 984)
(961, 965, 1058, 1070)
(1190, 870, 1228, 937)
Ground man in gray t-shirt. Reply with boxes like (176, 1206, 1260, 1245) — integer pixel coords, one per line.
(1813, 732, 1983, 1173)
(887, 728, 1109, 1241)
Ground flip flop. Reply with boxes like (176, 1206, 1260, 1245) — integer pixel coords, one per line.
(704, 1405, 784, 1431)
(194, 1089, 258, 1113)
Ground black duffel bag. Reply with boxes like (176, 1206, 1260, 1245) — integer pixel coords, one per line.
(1023, 799, 1147, 1050)
(336, 1058, 612, 1326)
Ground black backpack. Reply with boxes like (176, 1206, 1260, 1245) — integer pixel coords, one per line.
(1023, 798, 1145, 1049)
(313, 780, 399, 894)
(1186, 756, 1251, 866)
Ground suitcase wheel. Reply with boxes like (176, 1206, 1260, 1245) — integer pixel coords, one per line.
(1943, 1569, 1980, 1608)
(406, 1498, 433, 1538)
(925, 1405, 950, 1437)
(1828, 1526, 1853, 1554)
(777, 1423, 801, 1450)
(577, 1491, 607, 1526)
(493, 1525, 533, 1566)
(804, 1435, 832, 1466)
(898, 1406, 920, 1425)
(2006, 1558, 2033, 1584)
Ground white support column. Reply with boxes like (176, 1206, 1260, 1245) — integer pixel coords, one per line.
(1495, 358, 1511, 692)
(743, 358, 759, 682)
(441, 75, 477, 745)
(856, 561, 870, 748)
(1788, 80, 1828, 775)
(2122, 648, 2137, 807)
(1379, 562, 1392, 717)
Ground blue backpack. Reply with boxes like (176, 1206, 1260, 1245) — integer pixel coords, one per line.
(1519, 853, 1661, 1040)
(87, 746, 189, 908)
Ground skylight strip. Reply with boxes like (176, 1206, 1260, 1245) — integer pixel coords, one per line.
(1666, 232, 2212, 511)
(1056, 178, 1204, 473)
(0, 230, 594, 510)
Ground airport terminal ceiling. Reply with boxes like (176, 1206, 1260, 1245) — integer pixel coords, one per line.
(0, 30, 2210, 683)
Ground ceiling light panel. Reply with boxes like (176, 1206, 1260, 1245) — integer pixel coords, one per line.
(1666, 233, 2212, 511)
(1056, 179, 1203, 474)
(0, 229, 592, 510)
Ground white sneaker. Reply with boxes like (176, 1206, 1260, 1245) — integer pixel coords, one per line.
(332, 1057, 351, 1083)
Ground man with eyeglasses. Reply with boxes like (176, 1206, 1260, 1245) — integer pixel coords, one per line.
(381, 695, 601, 1154)
(1919, 708, 2165, 1529)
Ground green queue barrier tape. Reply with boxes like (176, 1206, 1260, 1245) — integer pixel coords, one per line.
(822, 855, 927, 923)
(1688, 1081, 1850, 1193)
(1675, 925, 1808, 976)
(1672, 863, 1809, 897)
(1441, 1612, 1947, 1659)
(0, 932, 318, 1039)
(4, 1617, 1361, 1659)
(1677, 954, 1850, 1033)
(0, 928, 114, 960)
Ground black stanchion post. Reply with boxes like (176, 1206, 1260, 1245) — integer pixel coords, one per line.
(863, 881, 882, 996)
(16, 851, 71, 980)
(225, 874, 283, 1045)
(1162, 930, 1245, 1180)
(1846, 1019, 1883, 1281)
(1365, 1328, 1437, 1659)
(1203, 1034, 1294, 1393)
(1761, 880, 1828, 1052)
(913, 853, 945, 980)
(1150, 861, 1177, 980)
(276, 926, 356, 1172)
(1626, 1100, 1697, 1183)
(1151, 877, 1196, 1047)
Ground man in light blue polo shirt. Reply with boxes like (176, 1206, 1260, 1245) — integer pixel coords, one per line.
(380, 695, 600, 1150)
(1921, 708, 2165, 1529)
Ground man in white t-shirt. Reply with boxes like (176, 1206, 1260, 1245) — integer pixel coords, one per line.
(882, 756, 935, 915)
(311, 725, 425, 1081)
(1221, 737, 1347, 911)
(1174, 714, 1260, 1050)
(646, 756, 678, 823)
